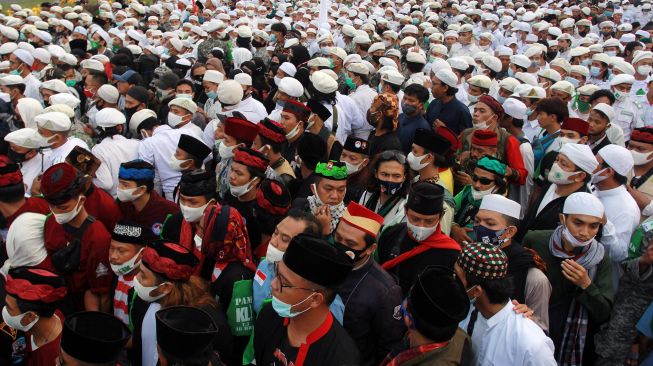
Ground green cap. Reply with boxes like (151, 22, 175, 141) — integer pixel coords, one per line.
(476, 156, 506, 176)
(315, 160, 348, 181)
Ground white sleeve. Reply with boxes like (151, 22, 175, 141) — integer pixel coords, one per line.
(91, 147, 114, 192)
(600, 219, 629, 263)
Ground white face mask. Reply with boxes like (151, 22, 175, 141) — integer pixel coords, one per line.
(631, 149, 653, 166)
(285, 123, 302, 140)
(167, 112, 186, 127)
(110, 248, 143, 276)
(591, 167, 609, 184)
(407, 152, 429, 171)
(407, 221, 439, 242)
(467, 93, 480, 103)
(471, 186, 494, 200)
(547, 162, 579, 185)
(133, 277, 168, 302)
(637, 65, 652, 76)
(230, 178, 257, 198)
(2, 307, 38, 332)
(613, 90, 627, 102)
(266, 243, 285, 263)
(218, 142, 236, 159)
(180, 200, 211, 223)
(52, 196, 83, 225)
(558, 136, 581, 148)
(562, 223, 594, 247)
(274, 76, 282, 86)
(168, 154, 190, 171)
(117, 186, 144, 202)
(343, 160, 363, 175)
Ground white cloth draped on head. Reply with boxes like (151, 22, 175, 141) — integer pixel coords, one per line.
(16, 98, 44, 129)
(1, 213, 49, 277)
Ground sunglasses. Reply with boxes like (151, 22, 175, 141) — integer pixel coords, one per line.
(380, 150, 406, 164)
(471, 174, 494, 185)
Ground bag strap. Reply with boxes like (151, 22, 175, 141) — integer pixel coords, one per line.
(69, 216, 96, 241)
(467, 309, 479, 336)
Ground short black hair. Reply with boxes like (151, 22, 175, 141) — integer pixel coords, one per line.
(8, 84, 26, 95)
(385, 82, 402, 93)
(406, 61, 424, 73)
(403, 84, 429, 103)
(501, 214, 520, 228)
(589, 89, 615, 105)
(602, 162, 628, 185)
(160, 346, 213, 366)
(0, 183, 25, 203)
(445, 85, 458, 97)
(87, 71, 109, 86)
(466, 273, 513, 305)
(535, 97, 569, 123)
(271, 22, 288, 35)
(287, 209, 322, 236)
(511, 117, 524, 128)
(176, 79, 194, 90)
(258, 134, 287, 154)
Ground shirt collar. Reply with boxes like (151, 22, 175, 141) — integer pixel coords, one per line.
(480, 300, 513, 328)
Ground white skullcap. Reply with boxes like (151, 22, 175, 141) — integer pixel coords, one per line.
(307, 57, 332, 68)
(610, 73, 635, 86)
(347, 62, 369, 75)
(598, 144, 634, 176)
(448, 57, 469, 71)
(563, 192, 604, 218)
(434, 69, 458, 88)
(32, 48, 50, 64)
(559, 143, 599, 173)
(311, 70, 338, 93)
(168, 97, 198, 114)
(551, 80, 575, 95)
(481, 55, 502, 73)
(467, 75, 492, 89)
(97, 85, 119, 104)
(203, 70, 224, 84)
(4, 128, 45, 149)
(0, 42, 18, 55)
(80, 59, 105, 73)
(279, 62, 297, 77)
(381, 69, 405, 86)
(13, 49, 34, 66)
(129, 109, 157, 135)
(510, 54, 531, 69)
(41, 79, 68, 93)
(406, 51, 426, 64)
(278, 77, 304, 97)
(538, 68, 562, 82)
(43, 105, 74, 119)
(480, 194, 521, 219)
(217, 80, 244, 105)
(96, 108, 126, 128)
(16, 98, 43, 129)
(34, 111, 72, 131)
(368, 42, 385, 53)
(593, 103, 615, 121)
(49, 93, 80, 110)
(234, 73, 252, 86)
(503, 98, 527, 120)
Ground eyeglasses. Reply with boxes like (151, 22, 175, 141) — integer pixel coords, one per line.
(380, 150, 406, 164)
(471, 174, 494, 185)
(274, 263, 319, 293)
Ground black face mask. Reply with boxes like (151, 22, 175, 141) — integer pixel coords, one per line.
(8, 149, 29, 163)
(366, 110, 378, 127)
(546, 51, 557, 62)
(124, 106, 139, 124)
(333, 241, 368, 262)
(372, 55, 381, 64)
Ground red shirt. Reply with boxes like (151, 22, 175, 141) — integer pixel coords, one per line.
(5, 197, 50, 227)
(24, 311, 64, 366)
(43, 216, 113, 300)
(118, 191, 179, 237)
(84, 185, 122, 232)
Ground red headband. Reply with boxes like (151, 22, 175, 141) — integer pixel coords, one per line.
(142, 247, 196, 281)
(234, 149, 269, 172)
(6, 276, 67, 303)
(256, 188, 290, 216)
(0, 170, 22, 187)
(258, 119, 286, 143)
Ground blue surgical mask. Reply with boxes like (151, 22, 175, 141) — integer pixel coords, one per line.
(496, 95, 506, 104)
(473, 225, 508, 246)
(270, 34, 277, 43)
(590, 66, 601, 78)
(207, 91, 218, 99)
(565, 76, 580, 88)
(507, 68, 515, 77)
(581, 58, 592, 67)
(271, 293, 315, 318)
(526, 107, 533, 116)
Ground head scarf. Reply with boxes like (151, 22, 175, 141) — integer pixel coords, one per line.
(1, 213, 49, 277)
(16, 98, 44, 129)
(371, 93, 399, 131)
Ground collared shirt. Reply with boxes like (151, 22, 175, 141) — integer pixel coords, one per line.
(322, 93, 371, 144)
(44, 137, 89, 170)
(459, 301, 557, 366)
(20, 152, 49, 197)
(92, 135, 140, 197)
(138, 124, 203, 197)
(349, 84, 378, 118)
(238, 95, 269, 123)
(613, 98, 643, 141)
(595, 185, 641, 291)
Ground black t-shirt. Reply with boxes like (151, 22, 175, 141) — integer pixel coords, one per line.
(254, 303, 361, 366)
(425, 98, 473, 135)
(368, 132, 402, 157)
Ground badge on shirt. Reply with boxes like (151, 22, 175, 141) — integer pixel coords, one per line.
(151, 222, 163, 236)
(255, 269, 267, 286)
(96, 263, 109, 277)
(393, 305, 402, 320)
(643, 220, 653, 233)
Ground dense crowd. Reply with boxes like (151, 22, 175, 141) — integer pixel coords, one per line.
(0, 0, 652, 365)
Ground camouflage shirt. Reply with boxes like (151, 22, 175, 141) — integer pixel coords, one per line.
(197, 38, 223, 63)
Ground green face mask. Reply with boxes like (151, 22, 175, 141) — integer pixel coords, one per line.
(112, 45, 121, 53)
(577, 99, 590, 113)
(65, 79, 77, 87)
(345, 77, 356, 90)
(89, 39, 100, 50)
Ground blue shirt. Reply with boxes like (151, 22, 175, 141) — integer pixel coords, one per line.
(397, 113, 431, 154)
(252, 259, 345, 324)
(425, 97, 473, 135)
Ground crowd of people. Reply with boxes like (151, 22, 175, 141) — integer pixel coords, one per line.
(0, 0, 651, 365)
